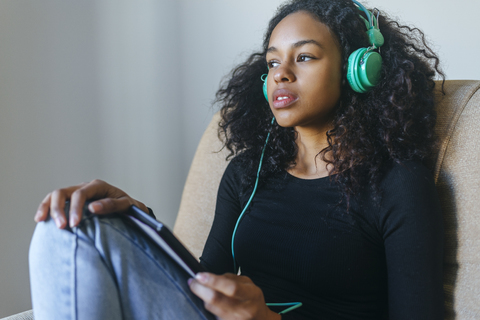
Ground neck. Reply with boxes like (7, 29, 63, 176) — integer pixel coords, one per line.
(288, 126, 332, 179)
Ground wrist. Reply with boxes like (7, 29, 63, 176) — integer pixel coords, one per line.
(266, 310, 281, 320)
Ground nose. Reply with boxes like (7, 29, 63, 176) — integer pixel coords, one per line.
(273, 62, 296, 83)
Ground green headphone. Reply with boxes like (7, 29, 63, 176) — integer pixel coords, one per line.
(347, 0, 384, 93)
(262, 74, 269, 101)
(262, 0, 384, 99)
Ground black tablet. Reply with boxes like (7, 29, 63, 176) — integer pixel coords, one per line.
(126, 205, 208, 277)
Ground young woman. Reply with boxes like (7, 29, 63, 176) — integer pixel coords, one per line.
(30, 0, 444, 319)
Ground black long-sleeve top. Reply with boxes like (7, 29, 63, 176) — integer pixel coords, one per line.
(200, 160, 444, 319)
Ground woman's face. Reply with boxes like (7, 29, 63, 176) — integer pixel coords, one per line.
(266, 11, 342, 132)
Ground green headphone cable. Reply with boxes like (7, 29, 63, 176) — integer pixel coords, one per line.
(230, 117, 302, 315)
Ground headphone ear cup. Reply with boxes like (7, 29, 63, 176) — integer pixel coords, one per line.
(347, 48, 366, 93)
(263, 75, 269, 102)
(347, 48, 383, 93)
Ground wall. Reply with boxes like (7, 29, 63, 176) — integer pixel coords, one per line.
(0, 1, 103, 317)
(367, 0, 479, 81)
(0, 0, 478, 317)
(0, 0, 185, 316)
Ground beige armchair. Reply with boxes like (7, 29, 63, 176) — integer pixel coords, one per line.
(3, 80, 479, 320)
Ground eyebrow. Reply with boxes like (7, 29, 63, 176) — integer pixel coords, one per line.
(267, 39, 323, 53)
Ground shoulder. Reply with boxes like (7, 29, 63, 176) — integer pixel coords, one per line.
(382, 160, 434, 185)
(218, 157, 247, 200)
(221, 157, 246, 185)
(376, 160, 442, 234)
(379, 160, 436, 198)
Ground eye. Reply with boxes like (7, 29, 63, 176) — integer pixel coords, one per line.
(297, 54, 314, 62)
(267, 60, 280, 69)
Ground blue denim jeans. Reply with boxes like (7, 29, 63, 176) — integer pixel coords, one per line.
(29, 212, 216, 320)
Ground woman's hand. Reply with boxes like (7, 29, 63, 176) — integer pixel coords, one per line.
(34, 179, 148, 229)
(189, 272, 281, 320)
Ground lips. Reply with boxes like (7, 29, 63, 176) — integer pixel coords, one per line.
(272, 88, 298, 108)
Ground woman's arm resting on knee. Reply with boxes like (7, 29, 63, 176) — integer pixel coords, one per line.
(34, 179, 149, 229)
(189, 272, 281, 320)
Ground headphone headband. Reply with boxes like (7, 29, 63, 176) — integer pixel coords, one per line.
(352, 0, 384, 48)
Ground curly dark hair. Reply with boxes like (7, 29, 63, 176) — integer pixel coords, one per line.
(215, 0, 444, 203)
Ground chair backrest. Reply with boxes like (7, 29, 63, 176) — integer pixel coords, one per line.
(433, 80, 480, 319)
(173, 80, 480, 319)
(173, 112, 229, 259)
